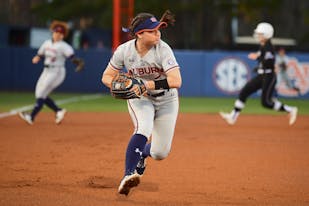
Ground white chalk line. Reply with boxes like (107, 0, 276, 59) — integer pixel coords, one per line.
(0, 93, 104, 119)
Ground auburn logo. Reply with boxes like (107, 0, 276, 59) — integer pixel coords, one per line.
(276, 58, 309, 97)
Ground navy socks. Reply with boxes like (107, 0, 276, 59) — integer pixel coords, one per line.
(31, 98, 45, 120)
(30, 97, 60, 121)
(143, 143, 151, 158)
(125, 134, 147, 175)
(45, 97, 61, 112)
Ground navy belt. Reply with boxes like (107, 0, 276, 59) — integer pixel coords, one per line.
(148, 91, 165, 97)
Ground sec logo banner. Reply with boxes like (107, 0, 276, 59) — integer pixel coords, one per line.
(213, 57, 250, 94)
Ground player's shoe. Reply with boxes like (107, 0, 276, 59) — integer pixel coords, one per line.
(19, 112, 33, 125)
(135, 157, 146, 175)
(118, 173, 140, 195)
(289, 107, 298, 125)
(219, 111, 236, 125)
(55, 109, 66, 124)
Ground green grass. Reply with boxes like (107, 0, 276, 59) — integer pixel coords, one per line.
(0, 92, 128, 112)
(0, 91, 308, 114)
(180, 97, 309, 114)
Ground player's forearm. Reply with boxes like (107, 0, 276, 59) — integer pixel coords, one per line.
(102, 66, 118, 88)
(102, 74, 114, 88)
(145, 70, 182, 90)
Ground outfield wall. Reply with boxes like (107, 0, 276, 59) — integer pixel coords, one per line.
(0, 48, 110, 93)
(0, 47, 308, 98)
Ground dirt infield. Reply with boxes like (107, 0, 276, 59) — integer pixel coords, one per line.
(1, 112, 309, 206)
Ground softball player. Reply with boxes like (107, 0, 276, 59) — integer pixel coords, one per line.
(220, 22, 298, 125)
(102, 10, 181, 195)
(19, 20, 80, 125)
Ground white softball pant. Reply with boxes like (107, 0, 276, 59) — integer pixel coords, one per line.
(35, 67, 66, 99)
(128, 89, 179, 160)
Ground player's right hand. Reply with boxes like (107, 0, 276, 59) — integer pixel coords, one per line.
(32, 55, 40, 64)
(248, 52, 259, 60)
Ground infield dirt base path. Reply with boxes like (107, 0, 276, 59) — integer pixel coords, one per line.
(1, 113, 309, 206)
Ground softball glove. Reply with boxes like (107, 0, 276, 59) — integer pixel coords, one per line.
(110, 73, 146, 99)
(72, 58, 85, 72)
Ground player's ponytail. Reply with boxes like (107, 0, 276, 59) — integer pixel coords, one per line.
(160, 10, 175, 26)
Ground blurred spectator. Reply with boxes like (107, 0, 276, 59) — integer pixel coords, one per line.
(96, 40, 105, 50)
(275, 47, 301, 95)
(80, 30, 90, 50)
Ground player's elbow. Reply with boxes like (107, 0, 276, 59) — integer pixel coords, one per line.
(101, 75, 108, 87)
(166, 67, 182, 89)
(174, 78, 182, 88)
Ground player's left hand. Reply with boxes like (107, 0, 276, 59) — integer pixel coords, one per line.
(110, 73, 146, 99)
(72, 58, 85, 72)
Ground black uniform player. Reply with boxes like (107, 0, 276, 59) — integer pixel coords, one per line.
(220, 22, 298, 125)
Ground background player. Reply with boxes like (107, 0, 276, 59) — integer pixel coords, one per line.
(19, 20, 84, 125)
(275, 47, 301, 95)
(102, 10, 181, 195)
(220, 22, 298, 125)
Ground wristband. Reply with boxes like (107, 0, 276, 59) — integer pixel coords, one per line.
(154, 79, 170, 90)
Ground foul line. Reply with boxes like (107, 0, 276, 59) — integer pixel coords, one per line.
(0, 93, 104, 119)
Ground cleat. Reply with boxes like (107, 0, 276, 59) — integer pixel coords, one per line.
(118, 173, 140, 195)
(19, 112, 33, 125)
(219, 111, 236, 125)
(55, 109, 66, 124)
(289, 107, 298, 125)
(135, 157, 146, 176)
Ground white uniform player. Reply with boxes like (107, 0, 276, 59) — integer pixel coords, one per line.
(111, 39, 179, 154)
(19, 20, 76, 125)
(102, 10, 182, 195)
(275, 47, 301, 95)
(35, 38, 73, 99)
